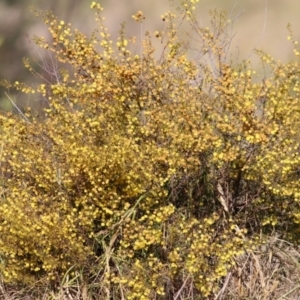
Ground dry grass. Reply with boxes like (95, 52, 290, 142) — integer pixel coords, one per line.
(1, 234, 300, 299)
(218, 234, 300, 300)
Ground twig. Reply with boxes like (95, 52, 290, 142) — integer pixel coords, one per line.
(214, 272, 232, 300)
(174, 275, 190, 300)
(4, 92, 30, 123)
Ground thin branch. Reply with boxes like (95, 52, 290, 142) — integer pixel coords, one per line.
(4, 92, 31, 123)
(174, 275, 191, 300)
(214, 272, 232, 300)
(247, 0, 269, 60)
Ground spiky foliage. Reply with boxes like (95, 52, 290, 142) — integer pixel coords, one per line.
(1, 0, 300, 298)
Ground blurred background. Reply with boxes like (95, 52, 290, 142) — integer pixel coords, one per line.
(0, 0, 300, 112)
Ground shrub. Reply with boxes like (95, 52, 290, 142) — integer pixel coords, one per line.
(1, 0, 300, 298)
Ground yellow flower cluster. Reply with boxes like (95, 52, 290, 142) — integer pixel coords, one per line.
(1, 0, 300, 298)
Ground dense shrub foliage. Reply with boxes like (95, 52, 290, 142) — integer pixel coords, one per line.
(1, 0, 300, 298)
